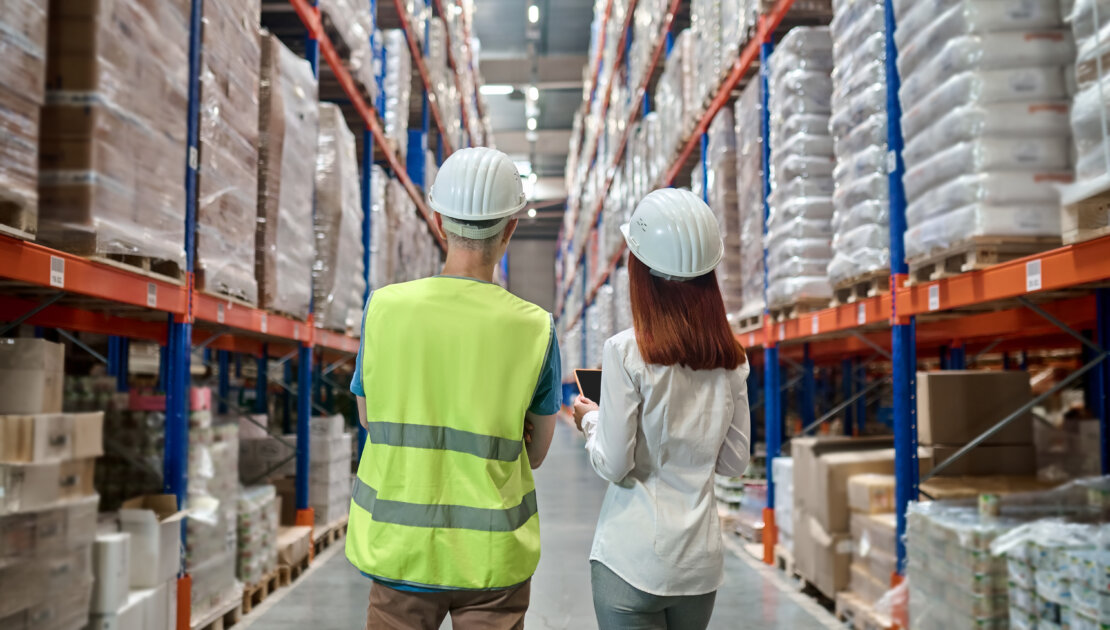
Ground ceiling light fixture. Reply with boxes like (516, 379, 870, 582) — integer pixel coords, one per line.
(527, 85, 539, 101)
(528, 5, 540, 23)
(527, 117, 537, 131)
(479, 84, 514, 95)
(527, 208, 537, 218)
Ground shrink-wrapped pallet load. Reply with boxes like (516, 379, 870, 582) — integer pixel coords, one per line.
(257, 32, 317, 320)
(736, 80, 765, 322)
(315, 104, 367, 332)
(39, 0, 189, 269)
(0, 0, 47, 237)
(383, 29, 412, 160)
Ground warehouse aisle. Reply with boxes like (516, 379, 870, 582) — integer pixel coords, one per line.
(244, 422, 837, 629)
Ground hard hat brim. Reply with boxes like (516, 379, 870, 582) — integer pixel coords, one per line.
(427, 191, 528, 221)
(620, 222, 723, 280)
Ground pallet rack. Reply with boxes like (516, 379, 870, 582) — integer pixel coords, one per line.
(555, 0, 1110, 578)
(0, 0, 484, 622)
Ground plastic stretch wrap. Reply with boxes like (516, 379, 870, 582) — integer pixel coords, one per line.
(367, 166, 392, 292)
(706, 109, 743, 316)
(904, 137, 1071, 201)
(318, 0, 377, 103)
(0, 0, 46, 234)
(767, 27, 835, 308)
(1067, 0, 1110, 185)
(39, 0, 189, 266)
(315, 104, 367, 333)
(257, 33, 317, 319)
(560, 324, 583, 380)
(384, 30, 412, 160)
(614, 265, 633, 333)
(386, 179, 441, 285)
(187, 416, 241, 616)
(237, 485, 279, 585)
(655, 30, 695, 166)
(308, 427, 352, 526)
(772, 458, 795, 549)
(906, 172, 1068, 227)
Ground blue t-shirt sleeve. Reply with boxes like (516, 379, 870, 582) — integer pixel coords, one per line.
(527, 317, 562, 415)
(350, 294, 372, 397)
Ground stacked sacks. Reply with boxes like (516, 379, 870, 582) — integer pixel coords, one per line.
(766, 27, 836, 310)
(383, 30, 413, 160)
(707, 109, 743, 319)
(894, 0, 1074, 262)
(827, 0, 891, 288)
(736, 80, 765, 322)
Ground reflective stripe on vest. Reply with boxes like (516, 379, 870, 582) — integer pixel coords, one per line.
(346, 276, 551, 590)
(351, 476, 539, 531)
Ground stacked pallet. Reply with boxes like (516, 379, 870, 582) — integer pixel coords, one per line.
(383, 30, 413, 159)
(308, 415, 352, 527)
(839, 474, 898, 627)
(318, 0, 377, 105)
(237, 485, 280, 586)
(0, 0, 47, 237)
(766, 28, 836, 315)
(735, 80, 765, 326)
(706, 109, 743, 317)
(894, 0, 1074, 280)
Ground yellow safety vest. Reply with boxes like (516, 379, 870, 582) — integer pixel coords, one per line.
(346, 276, 552, 590)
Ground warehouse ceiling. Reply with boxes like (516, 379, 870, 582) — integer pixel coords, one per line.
(475, 0, 593, 239)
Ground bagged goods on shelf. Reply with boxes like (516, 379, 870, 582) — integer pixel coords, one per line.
(384, 178, 441, 286)
(907, 172, 1070, 227)
(0, 0, 47, 236)
(767, 27, 835, 309)
(706, 109, 743, 316)
(903, 137, 1071, 201)
(317, 0, 377, 103)
(257, 32, 317, 320)
(237, 485, 279, 585)
(383, 29, 412, 159)
(186, 417, 241, 617)
(735, 81, 765, 321)
(195, 0, 261, 304)
(38, 0, 188, 267)
(315, 103, 367, 333)
(367, 165, 393, 292)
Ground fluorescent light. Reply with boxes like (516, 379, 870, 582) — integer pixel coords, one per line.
(528, 5, 539, 23)
(527, 208, 537, 218)
(526, 117, 537, 130)
(479, 84, 513, 95)
(515, 161, 532, 177)
(527, 85, 539, 101)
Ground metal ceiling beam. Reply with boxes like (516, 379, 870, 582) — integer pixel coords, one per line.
(495, 129, 573, 154)
(480, 55, 588, 87)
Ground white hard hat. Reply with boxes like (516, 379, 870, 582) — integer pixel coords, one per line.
(620, 188, 724, 280)
(428, 147, 527, 222)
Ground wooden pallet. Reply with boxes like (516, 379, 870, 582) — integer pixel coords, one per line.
(191, 586, 244, 630)
(0, 221, 34, 241)
(278, 555, 311, 586)
(769, 298, 828, 322)
(1062, 186, 1110, 245)
(313, 516, 348, 555)
(906, 236, 1060, 286)
(0, 202, 36, 241)
(240, 569, 282, 616)
(836, 591, 893, 630)
(90, 254, 186, 286)
(831, 269, 890, 306)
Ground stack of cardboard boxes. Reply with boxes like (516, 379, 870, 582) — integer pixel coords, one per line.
(39, 0, 189, 268)
(309, 415, 353, 528)
(0, 338, 102, 629)
(842, 473, 899, 622)
(0, 0, 47, 236)
(90, 495, 187, 630)
(237, 485, 279, 586)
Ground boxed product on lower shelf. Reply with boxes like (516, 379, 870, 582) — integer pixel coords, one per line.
(238, 485, 279, 585)
(187, 414, 241, 620)
(256, 31, 317, 319)
(39, 0, 189, 270)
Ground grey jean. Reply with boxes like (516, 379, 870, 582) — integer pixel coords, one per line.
(590, 561, 717, 630)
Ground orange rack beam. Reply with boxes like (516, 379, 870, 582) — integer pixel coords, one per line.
(393, 0, 456, 155)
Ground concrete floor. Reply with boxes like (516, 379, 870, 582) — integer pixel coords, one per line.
(244, 422, 837, 629)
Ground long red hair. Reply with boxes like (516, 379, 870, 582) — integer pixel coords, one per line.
(628, 254, 746, 370)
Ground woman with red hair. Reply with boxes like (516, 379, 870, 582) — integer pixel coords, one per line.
(573, 188, 751, 630)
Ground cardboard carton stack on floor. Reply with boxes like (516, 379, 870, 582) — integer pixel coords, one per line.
(91, 495, 186, 630)
(0, 339, 102, 629)
(238, 485, 279, 585)
(0, 0, 47, 236)
(791, 436, 932, 599)
(256, 31, 317, 319)
(195, 0, 262, 304)
(844, 474, 898, 618)
(772, 457, 795, 553)
(187, 403, 242, 621)
(309, 415, 353, 527)
(39, 0, 188, 269)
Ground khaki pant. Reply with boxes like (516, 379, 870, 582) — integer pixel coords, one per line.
(366, 580, 531, 630)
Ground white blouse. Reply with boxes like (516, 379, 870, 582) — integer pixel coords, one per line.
(581, 328, 751, 597)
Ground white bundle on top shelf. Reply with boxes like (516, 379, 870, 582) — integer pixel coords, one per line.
(893, 0, 1075, 263)
(827, 0, 891, 290)
(706, 109, 743, 319)
(766, 27, 836, 311)
(736, 79, 765, 323)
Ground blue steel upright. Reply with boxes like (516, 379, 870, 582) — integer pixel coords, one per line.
(217, 350, 230, 414)
(884, 0, 919, 576)
(255, 346, 268, 415)
(841, 358, 854, 435)
(1097, 288, 1110, 474)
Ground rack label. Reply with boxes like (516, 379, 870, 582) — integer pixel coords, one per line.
(886, 150, 897, 174)
(260, 313, 268, 334)
(217, 303, 225, 324)
(294, 324, 300, 340)
(146, 283, 157, 308)
(49, 256, 65, 288)
(811, 317, 819, 336)
(748, 333, 755, 347)
(188, 146, 198, 171)
(857, 303, 866, 325)
(1026, 259, 1042, 292)
(928, 285, 940, 311)
(778, 324, 785, 341)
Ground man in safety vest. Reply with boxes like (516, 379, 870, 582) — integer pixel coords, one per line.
(347, 146, 561, 629)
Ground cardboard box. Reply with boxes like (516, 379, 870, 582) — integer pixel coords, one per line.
(59, 457, 96, 499)
(790, 436, 893, 515)
(0, 413, 68, 462)
(916, 370, 1034, 446)
(118, 495, 187, 589)
(848, 474, 896, 514)
(0, 461, 60, 513)
(0, 338, 64, 414)
(795, 511, 853, 599)
(146, 580, 176, 630)
(70, 411, 105, 458)
(850, 562, 887, 604)
(88, 587, 147, 630)
(276, 525, 312, 567)
(310, 414, 345, 438)
(810, 450, 897, 533)
(918, 475, 1056, 501)
(92, 532, 131, 613)
(926, 444, 1037, 477)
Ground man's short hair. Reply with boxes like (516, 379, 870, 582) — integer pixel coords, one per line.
(442, 216, 510, 254)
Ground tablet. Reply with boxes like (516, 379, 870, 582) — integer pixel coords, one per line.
(574, 369, 602, 403)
